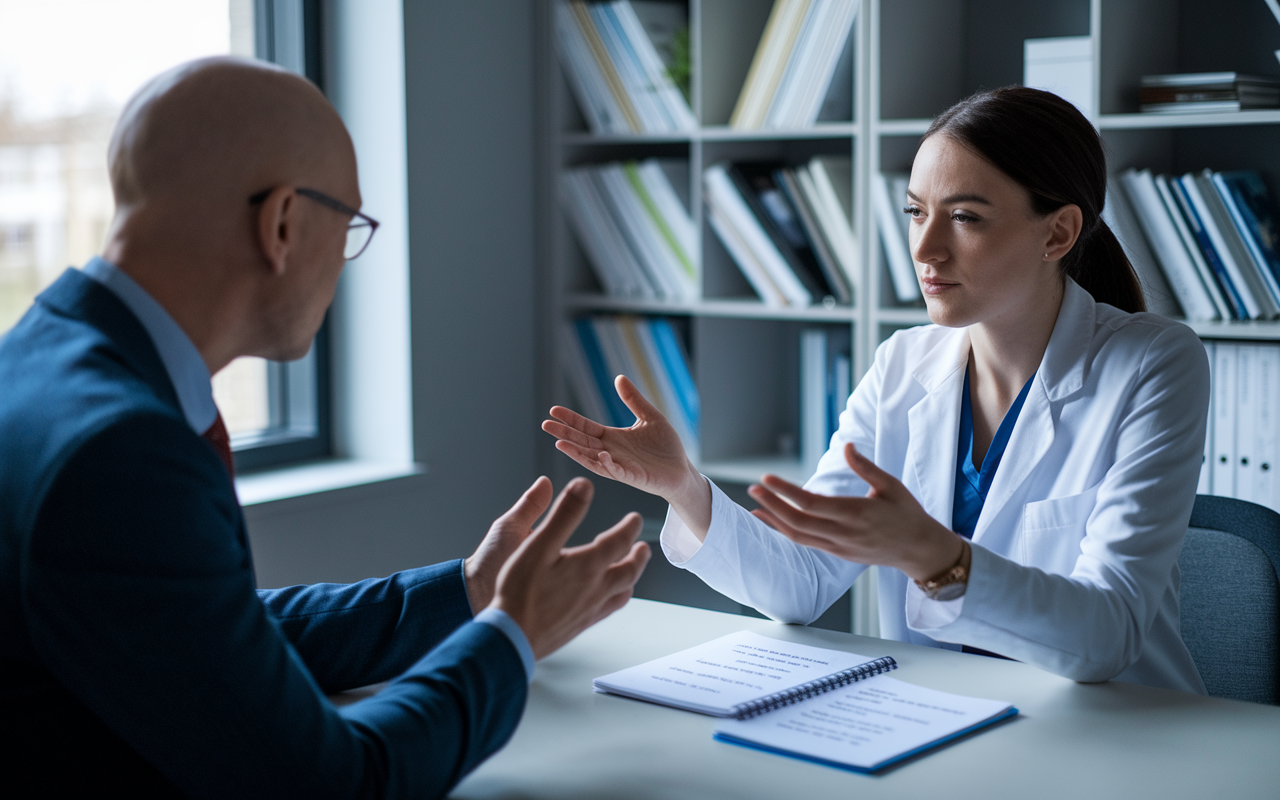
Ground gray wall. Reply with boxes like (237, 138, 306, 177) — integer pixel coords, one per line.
(245, 0, 541, 588)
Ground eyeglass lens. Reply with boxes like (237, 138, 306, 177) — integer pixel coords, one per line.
(345, 223, 375, 260)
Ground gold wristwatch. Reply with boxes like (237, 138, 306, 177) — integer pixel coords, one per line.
(914, 540, 970, 601)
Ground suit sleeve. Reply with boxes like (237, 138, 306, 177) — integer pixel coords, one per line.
(907, 324, 1210, 683)
(258, 561, 475, 692)
(25, 413, 525, 800)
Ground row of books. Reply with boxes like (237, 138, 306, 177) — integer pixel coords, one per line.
(704, 158, 858, 307)
(800, 328, 852, 473)
(563, 315, 700, 463)
(872, 172, 922, 304)
(729, 0, 859, 130)
(556, 0, 696, 134)
(561, 159, 697, 302)
(1140, 73, 1280, 114)
(1114, 168, 1280, 321)
(1203, 342, 1280, 512)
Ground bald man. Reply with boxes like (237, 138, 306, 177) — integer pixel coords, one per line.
(0, 58, 649, 797)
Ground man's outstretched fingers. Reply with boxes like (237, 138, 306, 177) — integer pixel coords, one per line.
(500, 475, 554, 530)
(577, 512, 644, 566)
(526, 477, 595, 557)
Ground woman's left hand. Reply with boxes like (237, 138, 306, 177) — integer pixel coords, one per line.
(748, 443, 964, 583)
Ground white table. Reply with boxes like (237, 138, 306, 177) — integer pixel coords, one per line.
(451, 599, 1280, 800)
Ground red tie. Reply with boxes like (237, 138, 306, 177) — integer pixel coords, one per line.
(203, 412, 235, 478)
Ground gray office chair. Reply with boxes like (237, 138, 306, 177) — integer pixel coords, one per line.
(1178, 494, 1280, 705)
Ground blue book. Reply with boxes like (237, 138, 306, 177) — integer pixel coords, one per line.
(1170, 177, 1248, 319)
(574, 317, 633, 427)
(1215, 171, 1280, 299)
(648, 318, 699, 435)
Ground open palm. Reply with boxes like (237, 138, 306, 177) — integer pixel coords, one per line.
(542, 375, 694, 500)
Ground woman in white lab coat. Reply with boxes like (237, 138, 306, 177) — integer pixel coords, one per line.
(543, 87, 1209, 694)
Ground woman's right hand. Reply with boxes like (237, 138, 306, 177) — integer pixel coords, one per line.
(542, 376, 712, 536)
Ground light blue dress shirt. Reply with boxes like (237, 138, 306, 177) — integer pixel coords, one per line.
(79, 257, 536, 680)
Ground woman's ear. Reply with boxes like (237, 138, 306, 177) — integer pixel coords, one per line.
(255, 186, 297, 277)
(1044, 203, 1083, 262)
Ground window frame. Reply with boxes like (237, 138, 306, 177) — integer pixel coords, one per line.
(232, 0, 332, 473)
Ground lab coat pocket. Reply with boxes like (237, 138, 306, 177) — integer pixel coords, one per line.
(1016, 483, 1101, 575)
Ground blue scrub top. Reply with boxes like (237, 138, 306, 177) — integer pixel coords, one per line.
(952, 368, 1035, 539)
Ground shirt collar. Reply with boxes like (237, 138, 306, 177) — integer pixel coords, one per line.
(81, 257, 218, 434)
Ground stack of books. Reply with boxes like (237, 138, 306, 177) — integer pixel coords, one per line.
(556, 0, 696, 134)
(561, 159, 698, 302)
(703, 158, 858, 308)
(730, 0, 860, 129)
(1115, 168, 1280, 321)
(871, 172, 921, 304)
(1139, 73, 1280, 114)
(563, 315, 699, 462)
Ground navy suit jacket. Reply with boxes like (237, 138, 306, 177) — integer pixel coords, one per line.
(0, 269, 527, 798)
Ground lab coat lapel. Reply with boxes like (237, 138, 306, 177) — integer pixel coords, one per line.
(971, 279, 1094, 543)
(905, 330, 969, 527)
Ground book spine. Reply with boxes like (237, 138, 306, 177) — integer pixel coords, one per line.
(872, 173, 919, 302)
(1169, 176, 1250, 319)
(730, 656, 899, 720)
(570, 0, 643, 133)
(1152, 174, 1233, 320)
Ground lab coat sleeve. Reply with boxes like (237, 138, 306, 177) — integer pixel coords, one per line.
(906, 323, 1210, 683)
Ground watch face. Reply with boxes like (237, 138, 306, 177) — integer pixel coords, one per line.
(932, 581, 967, 602)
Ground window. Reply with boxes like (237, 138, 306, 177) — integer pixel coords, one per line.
(0, 0, 329, 471)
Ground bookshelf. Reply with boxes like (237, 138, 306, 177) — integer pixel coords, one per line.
(536, 0, 1280, 635)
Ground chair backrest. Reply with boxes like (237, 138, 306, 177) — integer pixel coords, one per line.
(1179, 494, 1280, 705)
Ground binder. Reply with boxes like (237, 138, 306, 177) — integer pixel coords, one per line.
(1173, 175, 1256, 319)
(1236, 344, 1257, 502)
(1255, 344, 1278, 511)
(1103, 180, 1180, 317)
(800, 329, 828, 473)
(873, 172, 919, 302)
(1201, 340, 1214, 495)
(1212, 343, 1237, 498)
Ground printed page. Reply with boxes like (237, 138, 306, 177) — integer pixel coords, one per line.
(593, 630, 872, 717)
(715, 674, 1014, 771)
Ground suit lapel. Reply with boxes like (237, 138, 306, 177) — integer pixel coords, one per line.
(906, 331, 969, 527)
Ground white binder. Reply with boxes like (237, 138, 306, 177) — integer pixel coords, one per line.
(1200, 341, 1214, 495)
(1256, 345, 1279, 512)
(1237, 344, 1257, 503)
(1212, 343, 1237, 498)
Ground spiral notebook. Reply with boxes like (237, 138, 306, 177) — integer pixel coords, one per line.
(594, 630, 1016, 772)
(592, 630, 898, 718)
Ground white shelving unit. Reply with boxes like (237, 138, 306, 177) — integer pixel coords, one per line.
(535, 0, 1280, 634)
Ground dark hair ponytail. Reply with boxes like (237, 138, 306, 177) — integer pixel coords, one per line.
(923, 86, 1145, 313)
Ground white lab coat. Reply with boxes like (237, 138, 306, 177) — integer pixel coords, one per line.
(662, 279, 1209, 694)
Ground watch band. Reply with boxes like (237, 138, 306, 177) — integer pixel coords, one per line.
(914, 540, 970, 601)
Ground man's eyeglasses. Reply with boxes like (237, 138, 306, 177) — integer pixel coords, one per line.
(249, 187, 380, 260)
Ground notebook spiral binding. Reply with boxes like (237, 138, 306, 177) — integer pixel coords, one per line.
(730, 656, 899, 720)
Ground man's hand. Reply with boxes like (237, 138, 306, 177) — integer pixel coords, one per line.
(491, 477, 650, 660)
(464, 477, 557, 613)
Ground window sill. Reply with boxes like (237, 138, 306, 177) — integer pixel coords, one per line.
(236, 458, 427, 510)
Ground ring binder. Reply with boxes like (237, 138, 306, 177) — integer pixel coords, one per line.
(731, 656, 899, 719)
